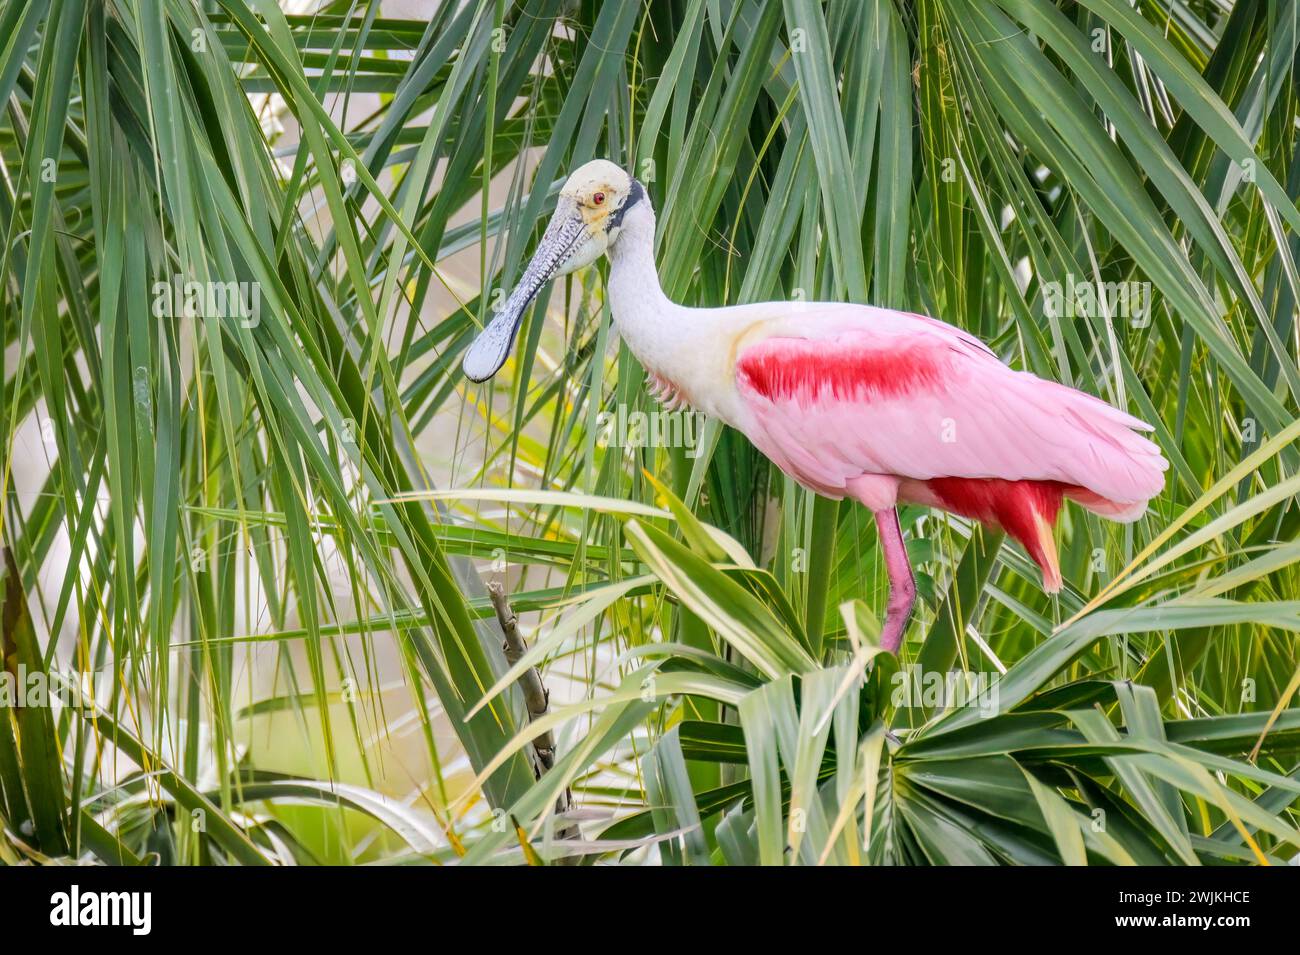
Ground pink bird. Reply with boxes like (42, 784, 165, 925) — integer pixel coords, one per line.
(464, 161, 1169, 651)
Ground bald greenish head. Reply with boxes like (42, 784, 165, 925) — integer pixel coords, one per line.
(462, 160, 646, 382)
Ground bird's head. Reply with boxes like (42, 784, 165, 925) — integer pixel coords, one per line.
(463, 159, 646, 381)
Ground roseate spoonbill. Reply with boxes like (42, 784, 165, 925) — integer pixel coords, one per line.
(464, 160, 1168, 652)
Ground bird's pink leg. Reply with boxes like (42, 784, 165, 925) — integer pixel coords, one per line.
(874, 508, 916, 653)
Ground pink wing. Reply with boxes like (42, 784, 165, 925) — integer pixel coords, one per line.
(733, 307, 1167, 511)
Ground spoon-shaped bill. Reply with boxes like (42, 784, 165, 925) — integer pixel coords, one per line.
(461, 298, 530, 383)
(462, 199, 589, 382)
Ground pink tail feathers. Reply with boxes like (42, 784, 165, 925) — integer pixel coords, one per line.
(1064, 487, 1152, 522)
(1042, 380, 1169, 520)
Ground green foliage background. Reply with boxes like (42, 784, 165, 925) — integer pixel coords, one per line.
(0, 0, 1297, 865)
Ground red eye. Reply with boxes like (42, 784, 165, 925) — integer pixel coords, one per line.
(593, 192, 606, 205)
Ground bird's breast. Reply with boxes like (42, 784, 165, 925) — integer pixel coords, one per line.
(646, 371, 692, 412)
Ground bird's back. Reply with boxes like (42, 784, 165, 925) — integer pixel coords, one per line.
(728, 302, 1167, 514)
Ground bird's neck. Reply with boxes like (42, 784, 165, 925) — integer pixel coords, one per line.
(607, 205, 673, 323)
(606, 204, 691, 387)
(605, 202, 753, 425)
